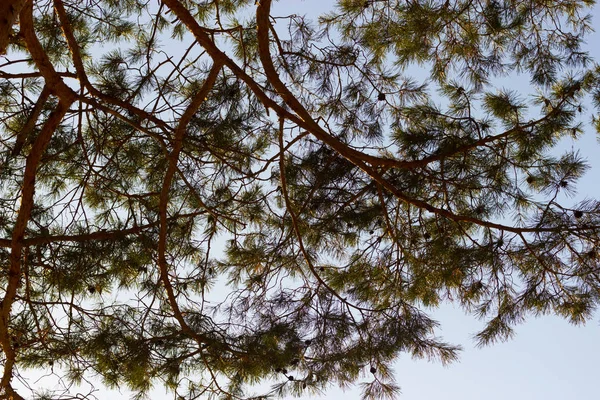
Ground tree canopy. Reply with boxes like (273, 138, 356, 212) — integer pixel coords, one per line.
(0, 0, 600, 398)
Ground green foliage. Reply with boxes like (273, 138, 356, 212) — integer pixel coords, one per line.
(0, 0, 599, 399)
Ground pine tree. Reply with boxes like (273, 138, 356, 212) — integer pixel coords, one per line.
(0, 0, 600, 398)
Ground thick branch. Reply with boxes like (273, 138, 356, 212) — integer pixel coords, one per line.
(255, 0, 398, 167)
(256, 0, 600, 236)
(161, 0, 407, 170)
(0, 99, 73, 394)
(19, 0, 76, 103)
(0, 3, 80, 395)
(0, 0, 25, 54)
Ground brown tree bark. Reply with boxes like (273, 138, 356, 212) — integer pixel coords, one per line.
(0, 0, 26, 54)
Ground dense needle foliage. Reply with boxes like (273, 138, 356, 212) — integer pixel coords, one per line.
(1, 0, 600, 398)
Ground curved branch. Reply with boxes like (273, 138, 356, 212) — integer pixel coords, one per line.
(255, 0, 600, 236)
(19, 0, 76, 103)
(0, 0, 25, 54)
(0, 2, 78, 395)
(162, 0, 408, 170)
(157, 60, 225, 345)
(53, 0, 170, 133)
(0, 99, 73, 395)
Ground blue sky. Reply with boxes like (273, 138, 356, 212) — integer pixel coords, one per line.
(301, 305, 599, 399)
